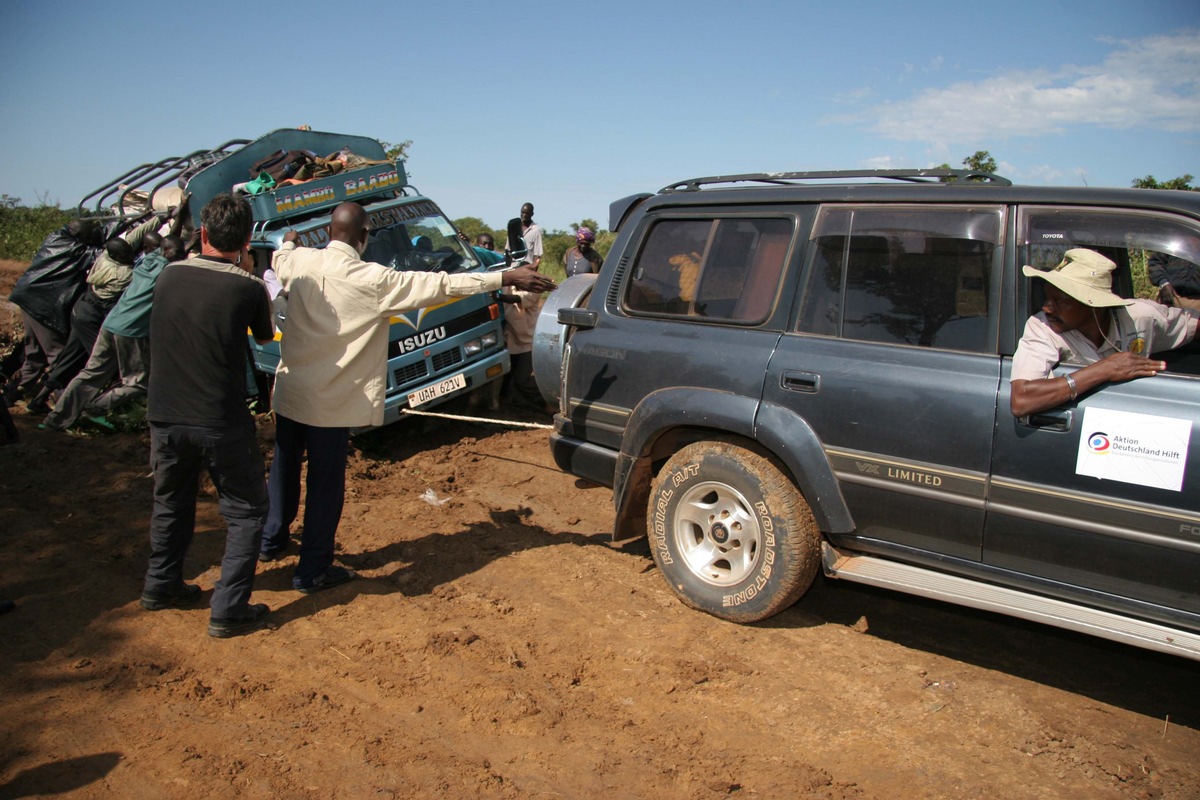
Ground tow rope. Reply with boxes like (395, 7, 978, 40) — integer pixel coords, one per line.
(399, 407, 554, 430)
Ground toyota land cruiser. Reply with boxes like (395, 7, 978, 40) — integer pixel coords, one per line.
(533, 169, 1200, 661)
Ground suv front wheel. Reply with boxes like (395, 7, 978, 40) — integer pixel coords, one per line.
(647, 441, 821, 623)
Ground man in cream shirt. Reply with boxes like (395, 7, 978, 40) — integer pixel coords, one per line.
(263, 202, 556, 592)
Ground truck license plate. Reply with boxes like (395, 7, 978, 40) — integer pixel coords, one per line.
(408, 372, 466, 407)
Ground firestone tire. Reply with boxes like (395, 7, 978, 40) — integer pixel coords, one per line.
(647, 441, 821, 623)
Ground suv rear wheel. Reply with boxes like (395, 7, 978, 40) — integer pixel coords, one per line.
(647, 441, 820, 623)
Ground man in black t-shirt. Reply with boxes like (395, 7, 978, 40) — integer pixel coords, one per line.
(141, 194, 276, 639)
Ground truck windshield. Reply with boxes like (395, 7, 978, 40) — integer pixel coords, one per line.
(362, 205, 480, 274)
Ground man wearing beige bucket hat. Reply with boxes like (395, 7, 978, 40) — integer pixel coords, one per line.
(1010, 248, 1198, 416)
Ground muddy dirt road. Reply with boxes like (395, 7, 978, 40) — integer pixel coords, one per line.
(1, 258, 1198, 799)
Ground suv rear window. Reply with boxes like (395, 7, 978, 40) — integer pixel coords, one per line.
(798, 205, 1002, 352)
(624, 217, 791, 322)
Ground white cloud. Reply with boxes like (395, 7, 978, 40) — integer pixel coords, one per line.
(860, 155, 898, 170)
(832, 86, 875, 104)
(839, 31, 1200, 144)
(1016, 163, 1065, 183)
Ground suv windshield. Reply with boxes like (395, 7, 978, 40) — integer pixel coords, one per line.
(362, 202, 480, 274)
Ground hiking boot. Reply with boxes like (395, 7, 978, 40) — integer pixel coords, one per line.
(208, 603, 270, 638)
(140, 582, 203, 611)
(293, 565, 357, 594)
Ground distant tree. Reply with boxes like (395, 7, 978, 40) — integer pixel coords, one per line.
(937, 151, 999, 182)
(452, 216, 497, 244)
(570, 218, 601, 234)
(1131, 174, 1196, 191)
(963, 151, 998, 174)
(380, 140, 413, 161)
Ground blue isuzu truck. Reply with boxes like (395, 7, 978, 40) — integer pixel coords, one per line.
(80, 129, 510, 426)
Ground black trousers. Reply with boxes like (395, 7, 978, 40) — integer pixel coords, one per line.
(45, 291, 113, 391)
(144, 420, 268, 618)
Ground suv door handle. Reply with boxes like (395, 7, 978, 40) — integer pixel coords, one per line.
(1021, 409, 1074, 432)
(782, 370, 820, 393)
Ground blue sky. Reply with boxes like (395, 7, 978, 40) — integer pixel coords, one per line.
(2, 0, 1198, 233)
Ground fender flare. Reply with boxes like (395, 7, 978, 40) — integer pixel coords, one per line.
(754, 400, 854, 533)
(613, 388, 854, 535)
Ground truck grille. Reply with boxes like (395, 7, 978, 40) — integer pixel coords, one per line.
(393, 362, 428, 386)
(432, 349, 463, 372)
(392, 347, 465, 390)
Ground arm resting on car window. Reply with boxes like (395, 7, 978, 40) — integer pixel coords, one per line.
(1010, 351, 1169, 417)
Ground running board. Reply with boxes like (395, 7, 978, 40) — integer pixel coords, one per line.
(821, 544, 1200, 662)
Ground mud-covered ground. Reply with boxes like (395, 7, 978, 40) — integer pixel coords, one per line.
(1, 259, 1198, 799)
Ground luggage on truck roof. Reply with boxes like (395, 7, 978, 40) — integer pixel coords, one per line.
(78, 129, 407, 231)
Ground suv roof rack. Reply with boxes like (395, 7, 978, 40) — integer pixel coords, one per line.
(661, 168, 1013, 193)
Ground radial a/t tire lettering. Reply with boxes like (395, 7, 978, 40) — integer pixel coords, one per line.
(647, 441, 821, 623)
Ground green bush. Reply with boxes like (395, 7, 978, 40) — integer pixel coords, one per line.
(1130, 249, 1154, 300)
(0, 198, 72, 261)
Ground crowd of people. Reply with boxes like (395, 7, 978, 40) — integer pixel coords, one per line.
(1, 194, 555, 636)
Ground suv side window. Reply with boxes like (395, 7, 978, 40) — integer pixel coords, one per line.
(1018, 206, 1200, 375)
(798, 206, 1002, 352)
(1020, 206, 1200, 299)
(624, 217, 791, 322)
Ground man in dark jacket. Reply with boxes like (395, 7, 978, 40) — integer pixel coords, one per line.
(141, 194, 275, 639)
(5, 220, 101, 405)
(1149, 248, 1200, 312)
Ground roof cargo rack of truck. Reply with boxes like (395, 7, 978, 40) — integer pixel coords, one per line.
(78, 138, 252, 220)
(76, 129, 408, 231)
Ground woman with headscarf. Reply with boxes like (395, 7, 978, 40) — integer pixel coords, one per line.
(563, 227, 604, 277)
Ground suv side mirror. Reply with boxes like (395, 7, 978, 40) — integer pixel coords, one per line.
(505, 217, 527, 265)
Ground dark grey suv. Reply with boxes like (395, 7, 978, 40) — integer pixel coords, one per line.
(533, 169, 1200, 661)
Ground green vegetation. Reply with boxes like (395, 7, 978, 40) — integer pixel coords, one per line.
(936, 150, 999, 181)
(1130, 249, 1154, 299)
(380, 140, 412, 162)
(0, 195, 71, 261)
(1131, 174, 1196, 191)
